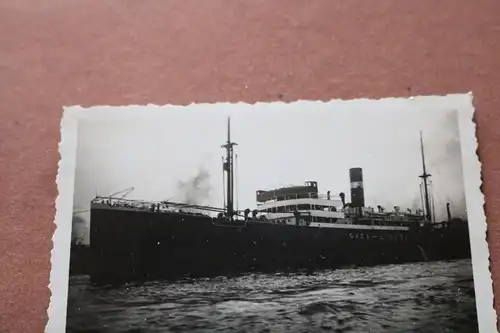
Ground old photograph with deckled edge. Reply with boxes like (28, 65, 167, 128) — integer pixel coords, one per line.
(46, 94, 496, 333)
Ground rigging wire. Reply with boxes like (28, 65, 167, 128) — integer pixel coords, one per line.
(235, 153, 239, 213)
(430, 181, 436, 223)
(73, 209, 90, 215)
(419, 183, 425, 218)
(109, 187, 135, 199)
(222, 156, 226, 210)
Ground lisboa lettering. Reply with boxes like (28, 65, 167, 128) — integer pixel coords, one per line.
(348, 233, 407, 242)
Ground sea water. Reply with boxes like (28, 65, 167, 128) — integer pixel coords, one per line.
(66, 259, 478, 333)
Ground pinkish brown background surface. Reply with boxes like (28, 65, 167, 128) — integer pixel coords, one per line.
(1, 1, 500, 332)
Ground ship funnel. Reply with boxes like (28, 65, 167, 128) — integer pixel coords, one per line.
(446, 202, 452, 221)
(339, 192, 346, 207)
(349, 168, 365, 208)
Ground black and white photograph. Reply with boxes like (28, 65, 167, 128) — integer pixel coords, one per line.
(47, 94, 495, 332)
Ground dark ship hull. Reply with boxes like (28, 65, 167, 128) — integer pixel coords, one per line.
(89, 207, 472, 285)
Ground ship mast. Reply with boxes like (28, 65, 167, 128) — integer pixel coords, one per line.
(222, 117, 237, 219)
(419, 131, 432, 222)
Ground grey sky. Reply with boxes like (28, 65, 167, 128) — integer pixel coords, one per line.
(72, 96, 468, 243)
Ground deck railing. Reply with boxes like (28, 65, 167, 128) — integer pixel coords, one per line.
(257, 192, 342, 203)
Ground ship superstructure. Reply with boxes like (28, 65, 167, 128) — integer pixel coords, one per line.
(255, 178, 426, 231)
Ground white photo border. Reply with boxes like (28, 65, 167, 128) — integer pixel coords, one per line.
(45, 93, 496, 332)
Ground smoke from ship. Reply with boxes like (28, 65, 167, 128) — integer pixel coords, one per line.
(424, 110, 467, 220)
(175, 167, 213, 206)
(410, 197, 422, 213)
(362, 110, 466, 221)
(72, 215, 87, 245)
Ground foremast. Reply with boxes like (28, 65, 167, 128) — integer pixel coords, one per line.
(222, 117, 237, 219)
(419, 131, 433, 222)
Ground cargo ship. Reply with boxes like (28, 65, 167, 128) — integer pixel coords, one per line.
(87, 118, 471, 284)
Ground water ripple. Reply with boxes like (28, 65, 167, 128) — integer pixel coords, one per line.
(66, 259, 478, 333)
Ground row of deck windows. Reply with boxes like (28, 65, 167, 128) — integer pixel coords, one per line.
(267, 215, 414, 227)
(263, 204, 337, 213)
